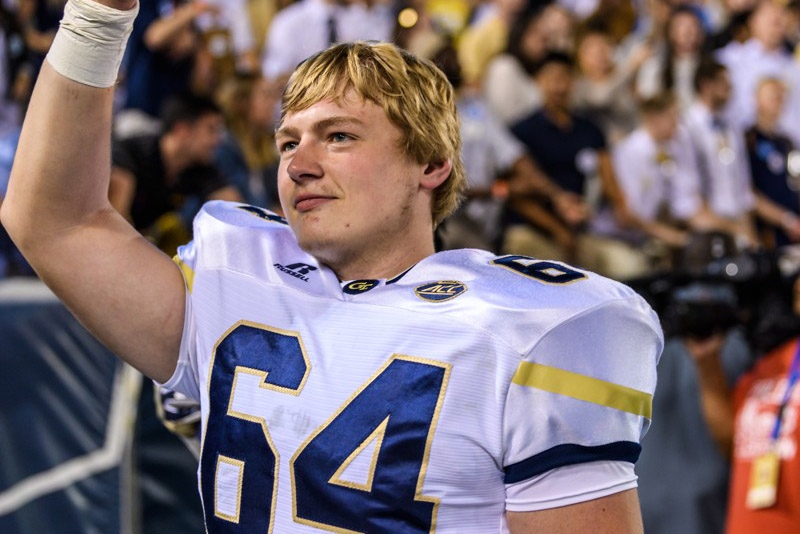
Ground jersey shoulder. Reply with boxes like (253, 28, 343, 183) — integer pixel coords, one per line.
(409, 250, 662, 355)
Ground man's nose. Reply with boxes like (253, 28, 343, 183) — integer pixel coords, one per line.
(287, 141, 324, 183)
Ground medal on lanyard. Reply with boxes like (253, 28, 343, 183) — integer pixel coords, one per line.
(747, 343, 800, 509)
(712, 117, 735, 165)
(718, 139, 735, 165)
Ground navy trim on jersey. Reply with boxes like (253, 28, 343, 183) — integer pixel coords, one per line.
(503, 441, 641, 484)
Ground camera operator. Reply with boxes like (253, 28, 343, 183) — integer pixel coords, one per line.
(634, 234, 796, 534)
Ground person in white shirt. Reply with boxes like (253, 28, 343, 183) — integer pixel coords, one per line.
(636, 5, 707, 112)
(716, 0, 800, 146)
(610, 92, 701, 253)
(1, 1, 662, 531)
(260, 0, 393, 82)
(683, 59, 758, 246)
(482, 8, 546, 126)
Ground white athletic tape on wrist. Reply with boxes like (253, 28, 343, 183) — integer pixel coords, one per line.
(46, 0, 139, 88)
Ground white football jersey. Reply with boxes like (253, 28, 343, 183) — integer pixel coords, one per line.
(164, 201, 663, 533)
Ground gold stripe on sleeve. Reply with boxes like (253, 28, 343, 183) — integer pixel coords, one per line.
(172, 255, 195, 294)
(512, 361, 652, 419)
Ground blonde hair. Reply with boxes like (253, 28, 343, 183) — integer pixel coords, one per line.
(281, 41, 465, 227)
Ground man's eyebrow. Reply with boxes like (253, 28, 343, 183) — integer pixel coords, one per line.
(275, 116, 365, 138)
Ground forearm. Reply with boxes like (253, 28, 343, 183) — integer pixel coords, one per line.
(694, 356, 734, 456)
(144, 2, 202, 50)
(508, 157, 563, 199)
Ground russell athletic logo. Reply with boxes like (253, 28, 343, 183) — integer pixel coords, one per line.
(414, 281, 467, 302)
(274, 262, 318, 282)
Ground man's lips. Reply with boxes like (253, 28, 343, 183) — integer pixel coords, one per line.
(294, 195, 335, 212)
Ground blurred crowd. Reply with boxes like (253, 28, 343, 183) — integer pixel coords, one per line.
(0, 0, 797, 277)
(1, 0, 800, 532)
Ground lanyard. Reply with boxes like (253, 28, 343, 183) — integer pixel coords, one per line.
(770, 341, 800, 442)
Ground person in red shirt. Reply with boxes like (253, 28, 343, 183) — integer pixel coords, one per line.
(727, 279, 800, 533)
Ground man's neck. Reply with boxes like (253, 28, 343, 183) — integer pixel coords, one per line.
(755, 115, 779, 135)
(697, 96, 721, 115)
(543, 104, 572, 128)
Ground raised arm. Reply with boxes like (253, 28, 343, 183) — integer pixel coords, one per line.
(0, 0, 185, 383)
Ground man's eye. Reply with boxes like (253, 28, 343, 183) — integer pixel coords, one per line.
(279, 141, 297, 152)
(331, 133, 351, 142)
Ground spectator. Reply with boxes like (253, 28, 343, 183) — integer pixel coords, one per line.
(683, 59, 758, 247)
(110, 93, 241, 255)
(16, 0, 64, 69)
(261, 0, 393, 82)
(745, 77, 800, 248)
(581, 0, 637, 45)
(214, 72, 281, 210)
(717, 0, 800, 146)
(537, 3, 576, 53)
(604, 93, 704, 271)
(637, 5, 708, 111)
(482, 7, 546, 126)
(392, 0, 454, 60)
(433, 43, 587, 252)
(189, 0, 260, 98)
(507, 51, 642, 279)
(573, 25, 651, 144)
(456, 0, 529, 87)
(121, 0, 216, 119)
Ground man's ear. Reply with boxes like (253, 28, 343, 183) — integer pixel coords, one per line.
(420, 159, 452, 191)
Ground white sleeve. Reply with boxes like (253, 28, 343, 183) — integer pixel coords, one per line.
(505, 460, 638, 511)
(502, 296, 662, 510)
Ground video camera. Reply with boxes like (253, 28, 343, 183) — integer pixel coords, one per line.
(628, 233, 800, 353)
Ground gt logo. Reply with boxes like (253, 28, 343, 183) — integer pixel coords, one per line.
(343, 280, 379, 294)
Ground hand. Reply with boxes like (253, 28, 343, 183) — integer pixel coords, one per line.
(684, 333, 726, 365)
(781, 211, 800, 242)
(656, 226, 689, 248)
(190, 1, 220, 16)
(551, 226, 577, 260)
(626, 41, 654, 71)
(553, 191, 589, 227)
(612, 204, 641, 230)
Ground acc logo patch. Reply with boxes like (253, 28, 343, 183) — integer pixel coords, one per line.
(414, 281, 467, 302)
(343, 279, 379, 294)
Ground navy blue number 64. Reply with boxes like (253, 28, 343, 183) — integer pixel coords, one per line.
(200, 322, 451, 533)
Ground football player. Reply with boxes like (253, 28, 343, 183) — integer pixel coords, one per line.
(1, 1, 663, 531)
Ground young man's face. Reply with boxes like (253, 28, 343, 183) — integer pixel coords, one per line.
(182, 112, 224, 165)
(537, 62, 573, 110)
(275, 90, 438, 274)
(756, 80, 786, 122)
(645, 104, 678, 142)
(710, 71, 732, 110)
